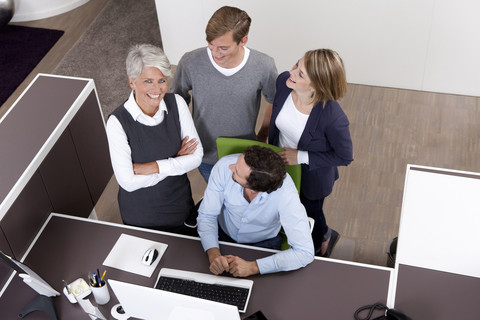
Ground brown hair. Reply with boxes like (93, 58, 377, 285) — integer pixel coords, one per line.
(304, 49, 347, 106)
(205, 6, 251, 44)
(243, 146, 285, 193)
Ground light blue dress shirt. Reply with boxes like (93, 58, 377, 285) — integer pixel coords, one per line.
(197, 154, 314, 274)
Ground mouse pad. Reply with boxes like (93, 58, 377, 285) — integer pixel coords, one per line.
(103, 234, 168, 277)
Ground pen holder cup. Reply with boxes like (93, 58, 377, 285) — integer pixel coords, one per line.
(90, 281, 110, 305)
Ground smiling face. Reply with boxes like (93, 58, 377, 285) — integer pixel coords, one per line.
(286, 56, 314, 95)
(228, 154, 251, 188)
(129, 66, 168, 116)
(208, 31, 247, 68)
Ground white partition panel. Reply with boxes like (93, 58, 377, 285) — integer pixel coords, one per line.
(397, 165, 480, 278)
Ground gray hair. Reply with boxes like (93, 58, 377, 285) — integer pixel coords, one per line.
(126, 44, 171, 81)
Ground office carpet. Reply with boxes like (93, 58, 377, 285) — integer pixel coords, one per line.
(0, 25, 64, 107)
(53, 0, 162, 119)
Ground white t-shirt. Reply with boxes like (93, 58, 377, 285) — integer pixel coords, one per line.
(275, 93, 310, 164)
(207, 47, 250, 76)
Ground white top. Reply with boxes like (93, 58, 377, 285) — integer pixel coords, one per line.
(275, 93, 310, 164)
(207, 47, 251, 76)
(106, 92, 203, 192)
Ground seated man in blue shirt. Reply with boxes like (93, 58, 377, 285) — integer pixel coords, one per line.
(197, 145, 314, 277)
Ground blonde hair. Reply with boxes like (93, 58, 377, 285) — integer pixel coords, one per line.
(205, 6, 251, 44)
(304, 49, 347, 106)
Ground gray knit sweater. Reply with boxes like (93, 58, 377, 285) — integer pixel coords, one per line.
(172, 47, 278, 164)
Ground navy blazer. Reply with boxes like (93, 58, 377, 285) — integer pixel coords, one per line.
(269, 72, 353, 199)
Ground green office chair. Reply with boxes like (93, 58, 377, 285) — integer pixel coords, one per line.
(216, 137, 313, 250)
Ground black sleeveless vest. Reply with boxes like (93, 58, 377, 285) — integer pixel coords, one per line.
(110, 94, 194, 228)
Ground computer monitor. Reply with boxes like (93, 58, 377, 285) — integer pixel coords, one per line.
(0, 250, 59, 297)
(109, 279, 241, 320)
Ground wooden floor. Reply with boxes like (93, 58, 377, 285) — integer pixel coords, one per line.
(4, 1, 480, 267)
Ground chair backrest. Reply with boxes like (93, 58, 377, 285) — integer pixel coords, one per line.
(216, 137, 301, 194)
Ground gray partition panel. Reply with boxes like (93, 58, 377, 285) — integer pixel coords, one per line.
(0, 76, 88, 205)
(0, 227, 14, 289)
(38, 128, 93, 217)
(395, 264, 480, 319)
(68, 91, 112, 204)
(0, 172, 52, 259)
(0, 215, 391, 320)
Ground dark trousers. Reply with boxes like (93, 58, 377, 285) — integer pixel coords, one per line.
(218, 225, 282, 250)
(155, 224, 199, 237)
(122, 222, 198, 237)
(300, 193, 327, 251)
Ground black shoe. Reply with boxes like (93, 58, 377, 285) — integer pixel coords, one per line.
(321, 230, 340, 258)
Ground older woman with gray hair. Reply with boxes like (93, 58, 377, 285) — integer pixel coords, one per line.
(106, 44, 203, 235)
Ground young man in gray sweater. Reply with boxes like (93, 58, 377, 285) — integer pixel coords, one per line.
(172, 6, 278, 182)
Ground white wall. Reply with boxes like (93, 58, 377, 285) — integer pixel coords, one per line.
(155, 0, 480, 97)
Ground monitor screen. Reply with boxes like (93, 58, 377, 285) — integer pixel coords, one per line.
(0, 250, 27, 274)
(0, 250, 59, 297)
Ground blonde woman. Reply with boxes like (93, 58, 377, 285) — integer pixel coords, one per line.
(268, 49, 353, 257)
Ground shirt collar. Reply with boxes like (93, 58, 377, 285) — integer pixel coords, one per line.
(238, 184, 269, 204)
(257, 192, 268, 202)
(124, 91, 168, 121)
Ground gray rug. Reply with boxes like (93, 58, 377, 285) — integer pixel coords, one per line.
(53, 0, 162, 119)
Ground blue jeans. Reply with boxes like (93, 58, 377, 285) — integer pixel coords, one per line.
(198, 162, 214, 182)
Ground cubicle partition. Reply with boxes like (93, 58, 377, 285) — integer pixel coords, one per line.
(0, 74, 112, 289)
(392, 165, 480, 318)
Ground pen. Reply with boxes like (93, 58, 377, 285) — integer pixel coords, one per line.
(100, 270, 106, 282)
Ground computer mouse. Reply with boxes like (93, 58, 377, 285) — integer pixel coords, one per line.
(142, 248, 158, 266)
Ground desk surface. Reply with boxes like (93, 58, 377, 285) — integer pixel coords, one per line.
(395, 264, 480, 319)
(0, 214, 392, 319)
